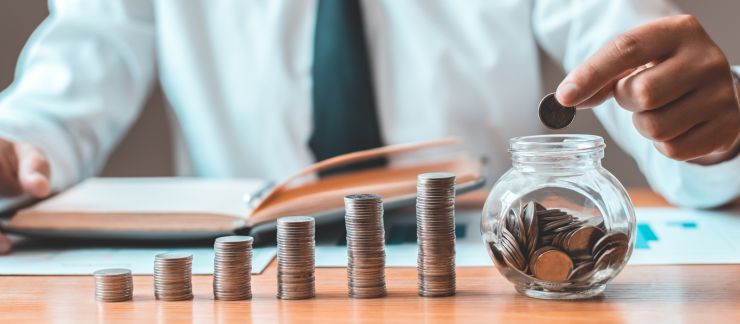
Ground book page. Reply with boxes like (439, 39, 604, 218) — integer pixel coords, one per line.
(21, 177, 266, 218)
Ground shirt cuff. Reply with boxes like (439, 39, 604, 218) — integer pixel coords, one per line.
(649, 153, 740, 209)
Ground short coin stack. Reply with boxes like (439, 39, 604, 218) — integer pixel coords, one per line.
(154, 252, 194, 301)
(490, 200, 629, 283)
(344, 194, 387, 298)
(416, 172, 457, 297)
(93, 268, 133, 302)
(213, 236, 254, 300)
(276, 216, 316, 300)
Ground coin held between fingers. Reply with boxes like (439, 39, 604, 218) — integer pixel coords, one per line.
(539, 93, 576, 130)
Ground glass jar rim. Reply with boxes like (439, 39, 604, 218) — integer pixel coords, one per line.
(509, 134, 605, 155)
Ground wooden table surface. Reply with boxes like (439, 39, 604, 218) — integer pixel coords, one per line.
(1, 189, 738, 323)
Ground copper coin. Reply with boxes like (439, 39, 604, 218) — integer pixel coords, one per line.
(564, 226, 605, 257)
(531, 248, 573, 283)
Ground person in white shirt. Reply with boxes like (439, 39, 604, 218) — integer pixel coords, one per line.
(0, 0, 737, 210)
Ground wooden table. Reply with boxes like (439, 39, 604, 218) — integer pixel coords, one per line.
(1, 189, 738, 323)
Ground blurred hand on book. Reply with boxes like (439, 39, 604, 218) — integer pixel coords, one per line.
(0, 139, 51, 198)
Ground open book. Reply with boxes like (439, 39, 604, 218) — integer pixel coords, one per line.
(3, 138, 485, 241)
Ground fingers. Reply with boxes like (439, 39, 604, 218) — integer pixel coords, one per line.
(614, 49, 728, 112)
(557, 16, 690, 107)
(14, 142, 51, 198)
(653, 103, 740, 161)
(630, 83, 722, 142)
(0, 139, 21, 196)
(654, 120, 728, 161)
(0, 231, 11, 255)
(575, 68, 636, 109)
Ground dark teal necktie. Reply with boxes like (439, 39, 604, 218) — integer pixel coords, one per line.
(309, 0, 386, 176)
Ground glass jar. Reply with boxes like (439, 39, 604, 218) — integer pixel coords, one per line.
(481, 134, 635, 299)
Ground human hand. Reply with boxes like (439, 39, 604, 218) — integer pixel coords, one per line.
(0, 231, 11, 255)
(0, 139, 51, 198)
(556, 15, 740, 163)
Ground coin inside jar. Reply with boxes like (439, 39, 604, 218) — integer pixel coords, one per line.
(530, 247, 573, 282)
(563, 226, 604, 260)
(489, 200, 630, 286)
(538, 92, 576, 129)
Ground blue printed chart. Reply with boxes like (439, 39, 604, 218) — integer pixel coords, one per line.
(629, 207, 740, 265)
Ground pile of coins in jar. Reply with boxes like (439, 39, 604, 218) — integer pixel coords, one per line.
(489, 201, 629, 283)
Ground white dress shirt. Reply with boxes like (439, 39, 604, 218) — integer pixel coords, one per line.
(0, 0, 737, 208)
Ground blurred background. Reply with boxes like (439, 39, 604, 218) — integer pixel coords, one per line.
(1, 1, 738, 187)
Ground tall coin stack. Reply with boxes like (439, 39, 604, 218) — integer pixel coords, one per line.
(153, 252, 193, 301)
(93, 268, 133, 302)
(416, 172, 457, 297)
(213, 236, 254, 300)
(344, 194, 387, 299)
(276, 216, 316, 300)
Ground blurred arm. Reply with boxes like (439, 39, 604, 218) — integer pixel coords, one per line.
(0, 0, 156, 194)
(532, 0, 740, 208)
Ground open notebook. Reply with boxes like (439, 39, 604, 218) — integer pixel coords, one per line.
(3, 138, 486, 242)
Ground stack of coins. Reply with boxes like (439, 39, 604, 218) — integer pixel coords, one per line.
(213, 236, 254, 300)
(416, 172, 457, 297)
(344, 194, 387, 298)
(93, 268, 133, 302)
(276, 216, 316, 300)
(489, 200, 629, 283)
(153, 252, 193, 301)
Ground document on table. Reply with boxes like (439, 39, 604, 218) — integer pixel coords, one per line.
(0, 246, 276, 275)
(315, 207, 740, 267)
(628, 207, 740, 265)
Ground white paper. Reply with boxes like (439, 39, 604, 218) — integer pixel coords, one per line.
(0, 246, 276, 275)
(316, 207, 740, 267)
(628, 207, 740, 265)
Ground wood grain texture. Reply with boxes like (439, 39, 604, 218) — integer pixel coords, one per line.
(1, 189, 738, 323)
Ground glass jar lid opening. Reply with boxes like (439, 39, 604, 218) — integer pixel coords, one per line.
(509, 134, 605, 156)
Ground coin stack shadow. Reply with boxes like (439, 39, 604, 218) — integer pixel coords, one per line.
(344, 194, 387, 298)
(94, 268, 133, 302)
(490, 201, 629, 283)
(276, 216, 316, 300)
(153, 252, 194, 301)
(213, 236, 254, 300)
(416, 172, 457, 297)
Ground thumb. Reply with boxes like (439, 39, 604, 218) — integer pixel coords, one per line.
(14, 142, 51, 198)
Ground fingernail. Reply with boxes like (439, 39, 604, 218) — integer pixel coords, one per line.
(557, 82, 579, 106)
(25, 172, 45, 182)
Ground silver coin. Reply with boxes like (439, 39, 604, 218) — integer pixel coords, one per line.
(538, 92, 576, 130)
(416, 173, 457, 297)
(153, 253, 193, 301)
(93, 268, 133, 302)
(276, 216, 316, 300)
(213, 235, 254, 301)
(344, 194, 387, 299)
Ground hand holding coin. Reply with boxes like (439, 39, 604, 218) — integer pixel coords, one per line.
(555, 15, 740, 163)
